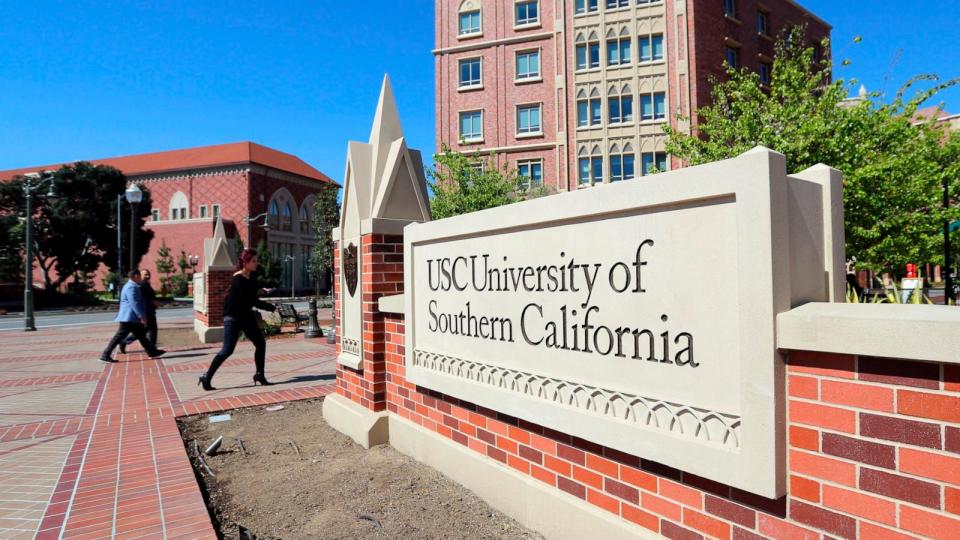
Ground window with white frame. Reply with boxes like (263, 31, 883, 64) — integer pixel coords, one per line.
(516, 50, 540, 80)
(606, 0, 629, 9)
(575, 33, 601, 71)
(578, 146, 603, 185)
(575, 0, 598, 14)
(151, 209, 160, 222)
(516, 104, 542, 135)
(606, 30, 631, 66)
(515, 0, 539, 26)
(609, 143, 635, 182)
(469, 160, 485, 173)
(212, 204, 220, 219)
(169, 191, 188, 220)
(459, 110, 483, 142)
(576, 89, 603, 128)
(517, 159, 543, 189)
(641, 152, 668, 175)
(638, 34, 664, 62)
(459, 57, 482, 88)
(639, 92, 666, 121)
(199, 205, 208, 219)
(459, 9, 481, 35)
(608, 85, 634, 124)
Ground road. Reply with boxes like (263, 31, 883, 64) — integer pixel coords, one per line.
(0, 301, 315, 332)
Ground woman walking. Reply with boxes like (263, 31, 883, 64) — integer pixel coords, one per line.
(198, 248, 277, 391)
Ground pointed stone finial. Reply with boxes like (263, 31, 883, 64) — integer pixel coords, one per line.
(212, 214, 227, 242)
(369, 74, 406, 195)
(858, 84, 868, 99)
(205, 215, 237, 270)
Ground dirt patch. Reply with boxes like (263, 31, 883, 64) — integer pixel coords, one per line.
(179, 399, 542, 540)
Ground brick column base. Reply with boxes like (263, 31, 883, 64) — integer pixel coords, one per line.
(194, 267, 233, 343)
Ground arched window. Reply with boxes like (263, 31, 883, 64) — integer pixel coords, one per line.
(578, 145, 604, 185)
(282, 203, 293, 232)
(610, 142, 636, 182)
(458, 1, 482, 37)
(299, 206, 310, 234)
(169, 192, 189, 220)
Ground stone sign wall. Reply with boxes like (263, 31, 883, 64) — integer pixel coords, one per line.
(403, 148, 838, 497)
(193, 272, 205, 314)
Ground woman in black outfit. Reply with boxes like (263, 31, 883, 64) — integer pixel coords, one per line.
(198, 248, 277, 391)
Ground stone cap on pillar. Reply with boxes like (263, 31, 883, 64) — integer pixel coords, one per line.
(204, 215, 238, 271)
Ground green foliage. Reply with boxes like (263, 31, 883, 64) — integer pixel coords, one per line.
(309, 183, 340, 283)
(428, 144, 550, 220)
(255, 240, 282, 290)
(0, 215, 22, 283)
(664, 26, 960, 273)
(0, 162, 155, 290)
(177, 251, 190, 274)
(155, 241, 176, 295)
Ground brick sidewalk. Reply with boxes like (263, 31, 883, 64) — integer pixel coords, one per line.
(0, 318, 335, 539)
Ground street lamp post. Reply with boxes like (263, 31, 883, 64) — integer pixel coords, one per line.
(284, 255, 296, 299)
(22, 173, 59, 331)
(124, 184, 143, 271)
(243, 212, 271, 249)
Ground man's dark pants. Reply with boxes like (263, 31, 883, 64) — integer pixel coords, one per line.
(123, 315, 157, 348)
(102, 322, 157, 359)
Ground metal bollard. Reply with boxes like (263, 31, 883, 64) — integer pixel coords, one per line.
(304, 297, 323, 338)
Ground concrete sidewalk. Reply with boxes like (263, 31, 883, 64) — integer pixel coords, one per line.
(0, 317, 335, 539)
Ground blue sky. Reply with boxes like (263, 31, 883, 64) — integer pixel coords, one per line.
(0, 0, 957, 181)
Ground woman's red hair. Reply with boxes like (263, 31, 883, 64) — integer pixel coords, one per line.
(238, 248, 257, 270)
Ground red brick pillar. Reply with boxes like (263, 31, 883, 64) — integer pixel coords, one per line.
(335, 234, 404, 412)
(194, 267, 234, 343)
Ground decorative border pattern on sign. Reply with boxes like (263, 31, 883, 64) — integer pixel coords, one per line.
(342, 338, 360, 356)
(413, 349, 741, 448)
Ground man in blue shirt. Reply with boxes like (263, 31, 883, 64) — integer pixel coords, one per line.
(100, 270, 166, 363)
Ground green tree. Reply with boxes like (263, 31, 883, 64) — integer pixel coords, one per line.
(155, 241, 176, 295)
(0, 162, 155, 290)
(428, 144, 549, 220)
(254, 240, 282, 290)
(664, 27, 960, 273)
(0, 215, 22, 284)
(309, 183, 341, 289)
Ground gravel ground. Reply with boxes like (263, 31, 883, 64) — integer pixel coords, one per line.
(179, 398, 543, 540)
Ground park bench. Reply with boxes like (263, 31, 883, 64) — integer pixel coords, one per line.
(277, 303, 309, 332)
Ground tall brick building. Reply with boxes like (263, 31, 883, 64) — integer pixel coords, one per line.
(436, 0, 830, 191)
(0, 142, 337, 293)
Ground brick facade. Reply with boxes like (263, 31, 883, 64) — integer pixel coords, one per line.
(334, 236, 960, 540)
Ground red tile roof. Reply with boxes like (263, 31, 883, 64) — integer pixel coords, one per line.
(0, 142, 337, 185)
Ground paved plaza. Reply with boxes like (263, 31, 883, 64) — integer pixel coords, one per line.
(0, 317, 335, 539)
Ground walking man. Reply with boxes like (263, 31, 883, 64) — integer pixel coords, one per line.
(119, 269, 158, 353)
(100, 270, 165, 363)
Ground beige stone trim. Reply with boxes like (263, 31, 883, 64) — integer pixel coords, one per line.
(389, 415, 657, 540)
(338, 352, 362, 370)
(322, 393, 390, 449)
(378, 294, 404, 314)
(777, 303, 960, 364)
(193, 320, 224, 344)
(433, 32, 554, 55)
(360, 217, 419, 236)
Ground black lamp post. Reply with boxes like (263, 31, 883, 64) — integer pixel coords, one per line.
(124, 184, 142, 271)
(243, 212, 271, 249)
(22, 173, 59, 331)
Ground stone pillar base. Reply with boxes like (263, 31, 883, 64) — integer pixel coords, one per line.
(194, 320, 224, 344)
(322, 393, 390, 448)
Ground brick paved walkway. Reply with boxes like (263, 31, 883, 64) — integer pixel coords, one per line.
(0, 318, 335, 539)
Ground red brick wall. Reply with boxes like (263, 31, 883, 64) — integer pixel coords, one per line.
(335, 240, 960, 540)
(197, 268, 233, 327)
(335, 234, 404, 412)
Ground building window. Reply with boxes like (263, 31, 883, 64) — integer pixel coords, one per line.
(578, 147, 603, 185)
(606, 0, 629, 9)
(516, 104, 542, 135)
(282, 203, 293, 231)
(151, 209, 160, 222)
(609, 94, 633, 124)
(607, 36, 631, 66)
(212, 204, 220, 219)
(759, 62, 771, 85)
(576, 39, 601, 71)
(723, 0, 736, 18)
(169, 191, 189, 221)
(516, 50, 540, 80)
(469, 161, 485, 173)
(299, 206, 310, 233)
(459, 110, 483, 142)
(459, 10, 481, 36)
(641, 152, 668, 175)
(269, 200, 280, 228)
(726, 46, 739, 68)
(576, 94, 602, 127)
(575, 0, 598, 14)
(757, 10, 768, 35)
(609, 151, 635, 182)
(459, 58, 482, 88)
(515, 0, 539, 26)
(638, 34, 664, 62)
(199, 205, 208, 219)
(517, 160, 543, 189)
(640, 92, 666, 121)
